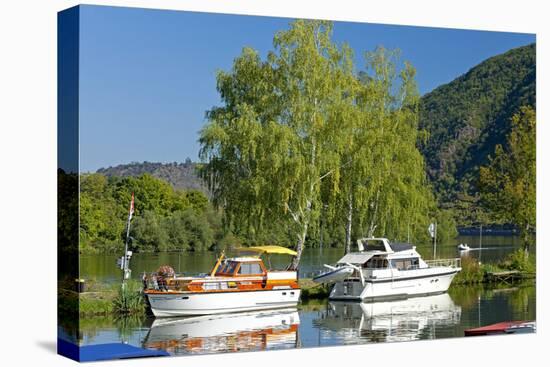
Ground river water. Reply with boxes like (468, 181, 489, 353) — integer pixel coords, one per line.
(80, 235, 526, 283)
(68, 235, 535, 357)
(63, 283, 535, 356)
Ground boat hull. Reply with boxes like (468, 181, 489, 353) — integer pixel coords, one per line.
(145, 288, 301, 317)
(329, 268, 459, 301)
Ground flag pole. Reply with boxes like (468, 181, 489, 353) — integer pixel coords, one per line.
(122, 193, 135, 285)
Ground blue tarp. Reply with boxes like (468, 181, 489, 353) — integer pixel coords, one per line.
(58, 338, 170, 362)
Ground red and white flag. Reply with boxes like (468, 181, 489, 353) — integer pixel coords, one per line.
(128, 192, 135, 221)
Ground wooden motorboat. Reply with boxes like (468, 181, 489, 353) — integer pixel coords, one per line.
(142, 246, 301, 317)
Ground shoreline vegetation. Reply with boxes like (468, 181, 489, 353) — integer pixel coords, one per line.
(63, 249, 535, 318)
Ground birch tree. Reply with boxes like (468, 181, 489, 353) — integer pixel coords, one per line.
(338, 47, 435, 252)
(199, 20, 354, 267)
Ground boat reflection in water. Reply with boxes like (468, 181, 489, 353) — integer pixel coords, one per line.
(315, 293, 461, 343)
(143, 308, 300, 355)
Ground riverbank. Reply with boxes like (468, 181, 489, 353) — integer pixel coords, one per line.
(65, 269, 535, 318)
(452, 251, 535, 285)
(62, 278, 331, 317)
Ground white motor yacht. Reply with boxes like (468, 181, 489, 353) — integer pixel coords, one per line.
(313, 238, 461, 301)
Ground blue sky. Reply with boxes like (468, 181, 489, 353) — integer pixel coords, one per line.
(78, 5, 535, 172)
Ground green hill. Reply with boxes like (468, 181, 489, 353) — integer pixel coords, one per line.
(419, 43, 535, 224)
(96, 160, 208, 194)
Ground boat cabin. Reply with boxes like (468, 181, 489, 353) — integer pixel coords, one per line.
(315, 237, 462, 301)
(142, 245, 302, 316)
(336, 238, 422, 273)
(214, 258, 267, 277)
(143, 246, 300, 294)
(363, 256, 389, 269)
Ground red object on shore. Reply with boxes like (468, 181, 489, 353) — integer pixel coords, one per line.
(465, 321, 535, 336)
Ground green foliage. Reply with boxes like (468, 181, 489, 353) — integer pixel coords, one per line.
(299, 278, 330, 300)
(199, 20, 445, 265)
(453, 256, 484, 285)
(434, 209, 459, 243)
(131, 210, 168, 252)
(163, 209, 214, 251)
(79, 173, 220, 253)
(80, 173, 125, 253)
(336, 47, 438, 249)
(112, 280, 145, 315)
(498, 249, 536, 273)
(479, 106, 536, 251)
(419, 44, 535, 225)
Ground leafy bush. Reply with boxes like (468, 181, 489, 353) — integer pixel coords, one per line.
(498, 249, 535, 273)
(453, 255, 484, 284)
(112, 280, 145, 315)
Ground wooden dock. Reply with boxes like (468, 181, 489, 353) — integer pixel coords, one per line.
(485, 270, 535, 284)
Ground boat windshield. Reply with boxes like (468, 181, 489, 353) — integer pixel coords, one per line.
(215, 260, 238, 275)
(363, 257, 389, 269)
(361, 240, 387, 252)
(237, 262, 264, 275)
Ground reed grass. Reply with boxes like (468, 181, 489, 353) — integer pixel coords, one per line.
(453, 256, 485, 285)
(112, 280, 146, 315)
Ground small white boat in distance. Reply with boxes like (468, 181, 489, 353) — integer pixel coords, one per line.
(457, 243, 470, 251)
(315, 238, 461, 301)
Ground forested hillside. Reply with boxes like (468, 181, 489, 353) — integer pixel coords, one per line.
(97, 160, 207, 193)
(419, 43, 535, 224)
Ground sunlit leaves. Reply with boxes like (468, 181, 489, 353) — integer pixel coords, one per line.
(199, 19, 442, 264)
(479, 106, 536, 250)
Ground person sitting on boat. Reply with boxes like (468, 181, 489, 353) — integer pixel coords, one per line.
(142, 272, 148, 289)
(157, 275, 168, 291)
(155, 265, 175, 291)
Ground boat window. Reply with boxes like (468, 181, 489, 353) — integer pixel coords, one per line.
(364, 257, 388, 269)
(361, 240, 387, 252)
(391, 258, 419, 270)
(238, 262, 263, 275)
(203, 282, 229, 290)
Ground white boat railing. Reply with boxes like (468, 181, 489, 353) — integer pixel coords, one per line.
(424, 258, 461, 269)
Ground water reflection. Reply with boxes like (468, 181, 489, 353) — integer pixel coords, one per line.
(143, 308, 300, 355)
(314, 294, 461, 343)
(70, 283, 534, 357)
